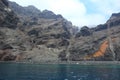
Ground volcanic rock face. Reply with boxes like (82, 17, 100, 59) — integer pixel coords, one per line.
(7, 0, 76, 62)
(0, 0, 18, 61)
(0, 0, 32, 61)
(0, 0, 120, 62)
(71, 12, 120, 61)
(0, 0, 19, 29)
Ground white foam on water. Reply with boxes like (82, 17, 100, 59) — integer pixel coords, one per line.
(72, 75, 77, 78)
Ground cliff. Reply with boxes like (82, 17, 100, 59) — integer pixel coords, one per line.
(0, 0, 120, 62)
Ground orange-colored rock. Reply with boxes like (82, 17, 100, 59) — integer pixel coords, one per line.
(93, 40, 108, 57)
(84, 38, 117, 60)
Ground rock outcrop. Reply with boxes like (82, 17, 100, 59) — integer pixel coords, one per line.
(0, 0, 31, 61)
(0, 0, 19, 29)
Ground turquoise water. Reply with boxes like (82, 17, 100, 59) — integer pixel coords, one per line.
(0, 63, 120, 80)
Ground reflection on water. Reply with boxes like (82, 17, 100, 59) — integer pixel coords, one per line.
(0, 63, 120, 80)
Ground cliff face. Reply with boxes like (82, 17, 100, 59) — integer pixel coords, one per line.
(7, 1, 77, 62)
(0, 0, 19, 29)
(73, 13, 120, 61)
(0, 0, 120, 62)
(0, 0, 22, 61)
(0, 0, 34, 61)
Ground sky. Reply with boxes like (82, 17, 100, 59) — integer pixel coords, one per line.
(9, 0, 120, 27)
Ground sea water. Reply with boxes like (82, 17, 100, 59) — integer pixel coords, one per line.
(0, 62, 120, 80)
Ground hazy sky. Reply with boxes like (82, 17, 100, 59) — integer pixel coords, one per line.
(9, 0, 120, 27)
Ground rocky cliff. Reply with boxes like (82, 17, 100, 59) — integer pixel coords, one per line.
(74, 12, 120, 61)
(0, 0, 120, 62)
(0, 0, 33, 61)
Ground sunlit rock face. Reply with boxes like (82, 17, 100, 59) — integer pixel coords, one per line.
(0, 0, 16, 60)
(7, 0, 76, 62)
(71, 12, 120, 61)
(0, 0, 28, 61)
(0, 0, 120, 62)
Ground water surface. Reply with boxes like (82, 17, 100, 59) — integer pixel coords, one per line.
(0, 62, 120, 80)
